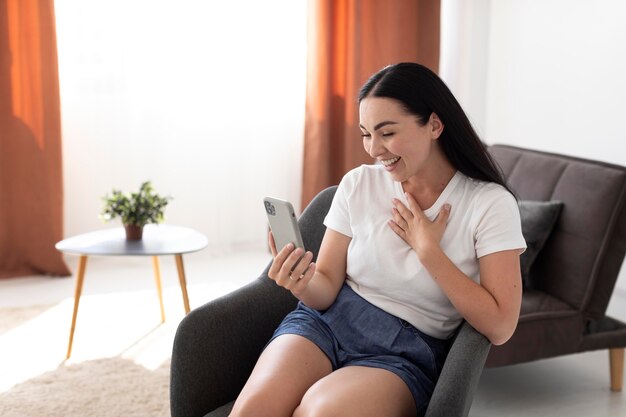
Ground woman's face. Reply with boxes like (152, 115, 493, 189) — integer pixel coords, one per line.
(359, 96, 442, 183)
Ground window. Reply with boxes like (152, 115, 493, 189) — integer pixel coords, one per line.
(55, 0, 307, 251)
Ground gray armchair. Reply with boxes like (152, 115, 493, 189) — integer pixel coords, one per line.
(170, 185, 491, 417)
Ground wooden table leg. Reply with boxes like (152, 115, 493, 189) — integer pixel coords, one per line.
(152, 256, 166, 323)
(66, 255, 88, 359)
(174, 254, 191, 314)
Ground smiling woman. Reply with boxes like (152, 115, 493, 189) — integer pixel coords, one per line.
(54, 0, 307, 251)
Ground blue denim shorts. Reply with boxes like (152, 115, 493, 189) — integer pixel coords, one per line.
(269, 283, 450, 416)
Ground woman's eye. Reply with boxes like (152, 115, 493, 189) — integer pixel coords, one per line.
(382, 132, 394, 137)
(361, 133, 371, 138)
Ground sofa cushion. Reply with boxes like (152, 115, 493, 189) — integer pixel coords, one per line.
(518, 200, 563, 287)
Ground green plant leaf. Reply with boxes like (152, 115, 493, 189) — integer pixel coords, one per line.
(99, 181, 172, 226)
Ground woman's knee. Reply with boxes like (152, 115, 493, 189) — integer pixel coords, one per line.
(229, 391, 284, 417)
(293, 366, 416, 417)
(293, 387, 346, 417)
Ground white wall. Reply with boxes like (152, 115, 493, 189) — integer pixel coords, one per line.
(55, 0, 307, 254)
(440, 0, 491, 137)
(485, 0, 626, 164)
(441, 0, 626, 290)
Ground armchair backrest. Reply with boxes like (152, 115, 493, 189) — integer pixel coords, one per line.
(489, 145, 626, 319)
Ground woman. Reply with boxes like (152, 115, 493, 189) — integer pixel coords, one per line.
(229, 63, 526, 417)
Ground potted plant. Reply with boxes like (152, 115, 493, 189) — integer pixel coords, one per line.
(100, 181, 172, 240)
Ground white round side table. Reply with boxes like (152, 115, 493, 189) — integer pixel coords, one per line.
(56, 224, 208, 359)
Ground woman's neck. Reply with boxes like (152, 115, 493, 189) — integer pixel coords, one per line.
(401, 153, 456, 210)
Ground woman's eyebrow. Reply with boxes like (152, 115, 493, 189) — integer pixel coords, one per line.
(359, 121, 399, 131)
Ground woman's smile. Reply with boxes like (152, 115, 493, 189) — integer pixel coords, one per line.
(382, 156, 401, 169)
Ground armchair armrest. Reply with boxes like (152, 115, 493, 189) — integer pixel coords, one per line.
(425, 321, 492, 417)
(170, 271, 297, 417)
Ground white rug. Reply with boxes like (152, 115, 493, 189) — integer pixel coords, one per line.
(0, 357, 170, 417)
(0, 250, 269, 417)
(0, 298, 179, 417)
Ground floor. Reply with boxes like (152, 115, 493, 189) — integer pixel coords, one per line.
(1, 247, 626, 416)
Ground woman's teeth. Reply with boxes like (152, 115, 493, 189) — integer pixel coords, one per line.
(382, 157, 400, 167)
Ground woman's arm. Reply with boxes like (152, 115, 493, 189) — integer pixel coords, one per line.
(418, 247, 522, 345)
(390, 193, 522, 345)
(268, 228, 351, 311)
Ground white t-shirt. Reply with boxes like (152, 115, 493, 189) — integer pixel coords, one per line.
(323, 164, 527, 339)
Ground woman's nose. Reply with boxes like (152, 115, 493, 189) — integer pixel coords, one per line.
(367, 136, 384, 157)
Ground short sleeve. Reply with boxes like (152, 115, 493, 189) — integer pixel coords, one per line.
(473, 186, 527, 258)
(323, 171, 356, 238)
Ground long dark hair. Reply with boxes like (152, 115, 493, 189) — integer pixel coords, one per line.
(358, 62, 512, 195)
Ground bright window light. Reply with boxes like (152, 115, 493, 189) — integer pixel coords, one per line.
(55, 0, 307, 251)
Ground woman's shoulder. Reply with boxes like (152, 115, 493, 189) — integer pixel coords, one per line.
(457, 176, 519, 226)
(336, 164, 392, 199)
(461, 175, 514, 202)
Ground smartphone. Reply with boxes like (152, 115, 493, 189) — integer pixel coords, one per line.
(263, 197, 305, 251)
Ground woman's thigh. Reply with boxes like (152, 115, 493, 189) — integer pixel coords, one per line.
(294, 366, 417, 417)
(229, 334, 332, 417)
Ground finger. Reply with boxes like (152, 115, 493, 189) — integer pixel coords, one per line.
(268, 231, 277, 257)
(403, 192, 426, 218)
(289, 251, 313, 281)
(272, 246, 311, 288)
(296, 262, 315, 287)
(268, 242, 295, 279)
(391, 207, 408, 230)
(291, 262, 316, 294)
(392, 198, 414, 220)
(436, 204, 451, 224)
(388, 219, 406, 239)
(278, 247, 306, 282)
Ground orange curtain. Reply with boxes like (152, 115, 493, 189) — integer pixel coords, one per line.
(0, 0, 70, 278)
(302, 0, 440, 207)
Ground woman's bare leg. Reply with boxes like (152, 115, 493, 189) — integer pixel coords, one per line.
(293, 366, 417, 417)
(229, 334, 332, 417)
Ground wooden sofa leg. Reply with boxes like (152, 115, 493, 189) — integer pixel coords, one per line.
(609, 348, 624, 392)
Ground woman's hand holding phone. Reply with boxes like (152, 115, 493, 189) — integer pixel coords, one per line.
(267, 231, 316, 296)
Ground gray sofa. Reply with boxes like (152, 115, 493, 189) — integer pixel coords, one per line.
(485, 145, 626, 389)
(170, 144, 626, 416)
